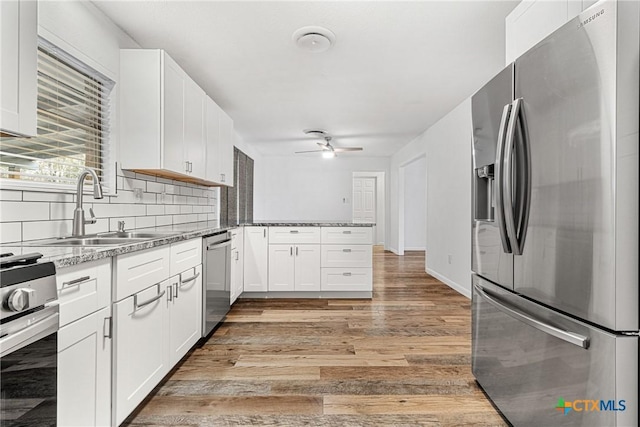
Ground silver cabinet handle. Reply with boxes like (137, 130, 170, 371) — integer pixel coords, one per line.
(289, 230, 299, 234)
(342, 248, 352, 253)
(103, 317, 112, 339)
(263, 229, 266, 238)
(62, 275, 91, 287)
(342, 230, 351, 234)
(474, 284, 589, 349)
(134, 284, 165, 310)
(173, 283, 178, 298)
(295, 246, 299, 256)
(342, 272, 352, 276)
(235, 251, 239, 261)
(167, 285, 173, 302)
(181, 271, 200, 285)
(290, 246, 293, 256)
(185, 161, 190, 173)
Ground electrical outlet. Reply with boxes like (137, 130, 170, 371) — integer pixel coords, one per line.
(134, 188, 143, 202)
(448, 254, 453, 264)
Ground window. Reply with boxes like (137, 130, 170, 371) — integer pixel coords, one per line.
(0, 39, 114, 187)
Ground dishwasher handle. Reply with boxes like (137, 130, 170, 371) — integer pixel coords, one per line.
(206, 239, 231, 251)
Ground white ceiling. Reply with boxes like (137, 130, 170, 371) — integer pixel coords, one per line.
(93, 1, 518, 157)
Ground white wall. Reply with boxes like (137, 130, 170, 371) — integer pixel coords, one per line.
(403, 156, 426, 250)
(255, 156, 389, 222)
(424, 99, 472, 298)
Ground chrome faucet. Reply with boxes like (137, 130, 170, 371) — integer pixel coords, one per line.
(72, 168, 104, 237)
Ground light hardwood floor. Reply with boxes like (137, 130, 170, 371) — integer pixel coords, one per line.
(124, 248, 507, 426)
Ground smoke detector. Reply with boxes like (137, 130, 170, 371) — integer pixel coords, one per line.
(293, 26, 336, 53)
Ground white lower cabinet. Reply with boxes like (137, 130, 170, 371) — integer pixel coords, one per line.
(268, 244, 321, 291)
(243, 226, 268, 292)
(114, 280, 171, 426)
(57, 306, 111, 427)
(169, 265, 203, 366)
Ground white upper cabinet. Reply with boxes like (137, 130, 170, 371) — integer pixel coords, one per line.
(0, 0, 37, 137)
(119, 49, 211, 183)
(205, 95, 235, 186)
(505, 0, 599, 64)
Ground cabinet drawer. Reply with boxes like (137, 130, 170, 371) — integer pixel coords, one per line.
(269, 227, 320, 244)
(321, 268, 372, 292)
(321, 245, 372, 268)
(321, 227, 372, 244)
(56, 259, 111, 327)
(170, 238, 203, 276)
(115, 246, 171, 301)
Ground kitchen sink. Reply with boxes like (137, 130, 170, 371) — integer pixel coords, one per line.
(28, 231, 180, 247)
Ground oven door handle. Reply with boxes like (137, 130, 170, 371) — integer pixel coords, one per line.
(0, 310, 59, 358)
(206, 240, 231, 251)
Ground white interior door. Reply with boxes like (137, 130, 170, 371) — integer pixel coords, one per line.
(353, 177, 376, 223)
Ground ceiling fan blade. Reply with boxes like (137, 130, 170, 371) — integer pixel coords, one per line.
(333, 147, 363, 152)
(295, 149, 326, 154)
(316, 142, 330, 149)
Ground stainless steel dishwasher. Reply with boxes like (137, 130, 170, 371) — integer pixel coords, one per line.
(202, 231, 231, 337)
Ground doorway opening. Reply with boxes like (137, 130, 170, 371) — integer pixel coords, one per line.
(398, 155, 426, 255)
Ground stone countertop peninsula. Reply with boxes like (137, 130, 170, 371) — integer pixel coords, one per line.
(1, 221, 374, 268)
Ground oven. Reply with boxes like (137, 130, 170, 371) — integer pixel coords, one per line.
(0, 253, 59, 427)
(202, 232, 231, 337)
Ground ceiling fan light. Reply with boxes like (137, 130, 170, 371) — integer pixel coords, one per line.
(322, 151, 336, 159)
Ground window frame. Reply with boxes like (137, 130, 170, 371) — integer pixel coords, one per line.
(0, 37, 117, 196)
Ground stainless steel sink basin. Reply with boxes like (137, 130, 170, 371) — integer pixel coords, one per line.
(97, 231, 179, 239)
(28, 231, 180, 247)
(30, 237, 148, 246)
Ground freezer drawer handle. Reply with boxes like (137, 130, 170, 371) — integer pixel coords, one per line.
(474, 284, 590, 349)
(134, 284, 165, 310)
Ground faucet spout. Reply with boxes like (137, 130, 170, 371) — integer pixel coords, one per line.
(72, 168, 104, 237)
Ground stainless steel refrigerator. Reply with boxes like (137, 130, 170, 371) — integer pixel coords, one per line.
(471, 1, 638, 425)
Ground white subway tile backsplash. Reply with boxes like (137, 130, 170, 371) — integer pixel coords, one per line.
(1, 222, 22, 243)
(146, 205, 165, 216)
(146, 181, 164, 193)
(23, 192, 74, 203)
(1, 201, 50, 222)
(135, 216, 155, 228)
(2, 169, 220, 242)
(22, 220, 70, 241)
(0, 190, 22, 201)
(156, 215, 172, 226)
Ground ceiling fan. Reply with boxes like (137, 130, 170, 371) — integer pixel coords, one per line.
(295, 129, 363, 158)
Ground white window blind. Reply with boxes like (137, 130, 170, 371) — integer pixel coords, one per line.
(0, 39, 114, 186)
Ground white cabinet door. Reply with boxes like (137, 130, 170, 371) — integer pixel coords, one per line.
(218, 109, 234, 186)
(268, 244, 295, 291)
(184, 78, 205, 177)
(205, 96, 222, 183)
(0, 0, 36, 136)
(162, 53, 186, 174)
(58, 306, 111, 427)
(114, 281, 170, 426)
(169, 265, 202, 366)
(243, 227, 268, 292)
(505, 0, 570, 64)
(294, 245, 321, 291)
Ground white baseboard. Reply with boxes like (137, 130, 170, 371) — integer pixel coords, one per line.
(388, 246, 401, 255)
(426, 268, 471, 299)
(404, 246, 425, 251)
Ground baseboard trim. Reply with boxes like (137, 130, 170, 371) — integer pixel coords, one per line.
(404, 246, 425, 251)
(388, 247, 401, 255)
(426, 268, 471, 299)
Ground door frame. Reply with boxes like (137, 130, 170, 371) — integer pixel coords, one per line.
(352, 171, 386, 246)
(398, 154, 427, 256)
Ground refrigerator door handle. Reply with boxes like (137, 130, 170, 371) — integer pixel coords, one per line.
(503, 98, 521, 255)
(514, 98, 532, 254)
(494, 103, 512, 254)
(474, 283, 590, 349)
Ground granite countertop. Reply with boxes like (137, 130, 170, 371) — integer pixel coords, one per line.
(2, 220, 374, 268)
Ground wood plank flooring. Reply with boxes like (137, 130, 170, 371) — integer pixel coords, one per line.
(124, 248, 507, 427)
